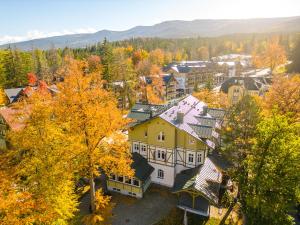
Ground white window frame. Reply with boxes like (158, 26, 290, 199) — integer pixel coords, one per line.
(161, 151, 166, 160)
(157, 169, 164, 179)
(197, 153, 202, 163)
(157, 149, 166, 160)
(125, 176, 132, 185)
(157, 131, 165, 142)
(188, 153, 194, 163)
(141, 144, 147, 152)
(117, 175, 124, 183)
(133, 143, 139, 152)
(132, 178, 140, 187)
(157, 150, 161, 159)
(110, 174, 116, 180)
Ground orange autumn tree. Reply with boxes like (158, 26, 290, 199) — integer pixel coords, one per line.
(27, 72, 38, 86)
(252, 37, 287, 73)
(55, 58, 133, 219)
(193, 88, 229, 109)
(261, 74, 300, 122)
(0, 147, 57, 225)
(0, 169, 53, 225)
(145, 75, 164, 104)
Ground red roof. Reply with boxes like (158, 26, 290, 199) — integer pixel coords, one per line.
(0, 107, 27, 131)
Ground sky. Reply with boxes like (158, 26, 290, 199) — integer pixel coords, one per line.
(1, 0, 300, 44)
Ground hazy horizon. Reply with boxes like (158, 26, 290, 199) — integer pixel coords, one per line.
(1, 0, 300, 45)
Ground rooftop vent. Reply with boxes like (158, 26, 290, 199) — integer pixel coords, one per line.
(177, 111, 184, 123)
(202, 105, 208, 116)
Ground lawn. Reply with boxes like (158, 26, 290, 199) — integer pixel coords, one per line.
(155, 206, 242, 225)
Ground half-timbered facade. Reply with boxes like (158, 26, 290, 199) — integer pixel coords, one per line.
(106, 95, 226, 215)
(128, 95, 224, 187)
(118, 95, 226, 216)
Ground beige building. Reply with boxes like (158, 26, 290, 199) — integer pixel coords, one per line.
(107, 95, 228, 217)
(139, 74, 178, 102)
(220, 77, 271, 104)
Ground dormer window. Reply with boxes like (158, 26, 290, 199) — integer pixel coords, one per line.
(157, 132, 165, 141)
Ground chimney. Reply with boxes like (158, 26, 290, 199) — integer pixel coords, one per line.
(202, 105, 208, 116)
(177, 111, 184, 123)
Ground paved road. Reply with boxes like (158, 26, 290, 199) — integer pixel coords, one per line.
(79, 183, 177, 225)
(111, 185, 177, 225)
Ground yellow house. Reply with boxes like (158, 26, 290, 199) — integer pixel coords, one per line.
(107, 152, 154, 198)
(220, 77, 271, 104)
(118, 95, 226, 216)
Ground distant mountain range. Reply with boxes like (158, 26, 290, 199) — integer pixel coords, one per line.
(1, 16, 300, 50)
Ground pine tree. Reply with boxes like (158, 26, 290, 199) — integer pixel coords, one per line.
(99, 38, 114, 83)
(46, 46, 62, 81)
(33, 49, 51, 82)
(3, 47, 31, 87)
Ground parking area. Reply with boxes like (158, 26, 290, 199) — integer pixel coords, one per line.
(79, 183, 177, 225)
(111, 184, 177, 225)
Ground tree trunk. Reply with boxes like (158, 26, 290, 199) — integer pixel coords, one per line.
(89, 172, 96, 212)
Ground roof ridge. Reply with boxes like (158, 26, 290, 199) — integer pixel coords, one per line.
(189, 123, 213, 128)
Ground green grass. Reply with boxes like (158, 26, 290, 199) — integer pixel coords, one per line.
(154, 208, 223, 225)
(155, 207, 244, 225)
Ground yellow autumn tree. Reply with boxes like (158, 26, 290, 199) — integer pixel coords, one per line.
(82, 189, 115, 225)
(145, 75, 164, 104)
(54, 58, 133, 219)
(252, 37, 287, 73)
(0, 88, 7, 106)
(261, 74, 300, 122)
(193, 88, 229, 109)
(197, 46, 209, 60)
(6, 91, 79, 224)
(149, 49, 165, 66)
(0, 156, 54, 225)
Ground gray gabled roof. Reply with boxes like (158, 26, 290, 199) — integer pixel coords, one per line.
(127, 103, 167, 123)
(159, 95, 224, 148)
(220, 76, 271, 93)
(195, 116, 216, 127)
(172, 157, 222, 205)
(128, 95, 225, 149)
(189, 124, 213, 139)
(4, 88, 24, 103)
(207, 108, 226, 120)
(132, 152, 154, 182)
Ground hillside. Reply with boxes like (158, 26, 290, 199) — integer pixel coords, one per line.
(1, 16, 300, 50)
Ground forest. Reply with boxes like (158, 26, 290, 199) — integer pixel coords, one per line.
(0, 32, 299, 90)
(0, 32, 299, 225)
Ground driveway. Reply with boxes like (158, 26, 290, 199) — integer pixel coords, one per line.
(111, 184, 177, 225)
(79, 183, 177, 225)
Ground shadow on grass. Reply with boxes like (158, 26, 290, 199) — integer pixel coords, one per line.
(219, 201, 237, 225)
(154, 207, 222, 225)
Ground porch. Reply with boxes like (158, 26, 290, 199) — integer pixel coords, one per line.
(177, 192, 210, 217)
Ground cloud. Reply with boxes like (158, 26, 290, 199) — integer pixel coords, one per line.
(0, 28, 97, 45)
